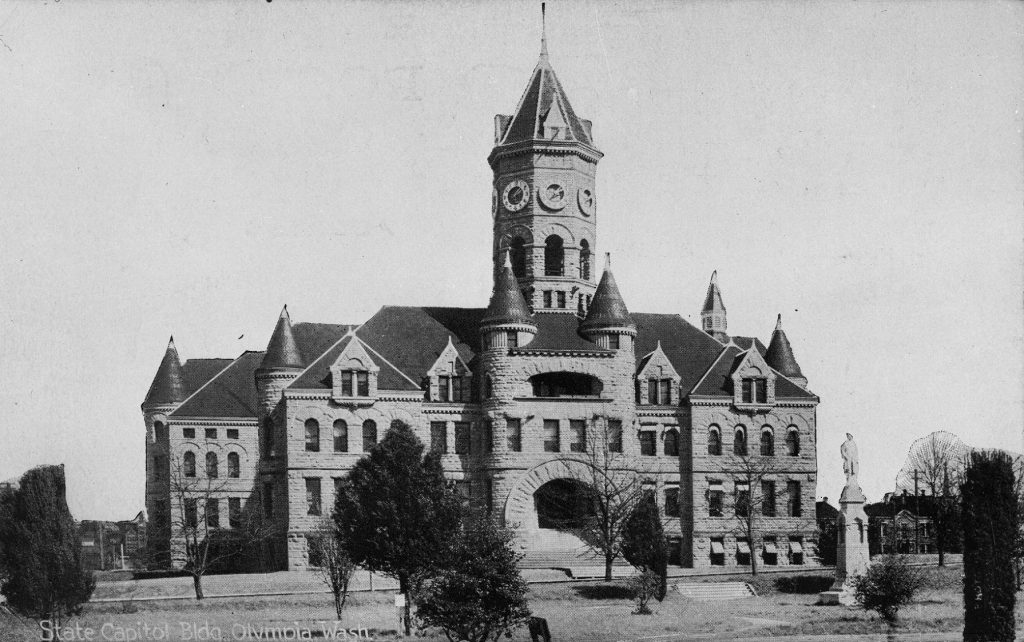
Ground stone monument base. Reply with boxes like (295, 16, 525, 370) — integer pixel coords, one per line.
(819, 582, 857, 605)
(819, 476, 869, 607)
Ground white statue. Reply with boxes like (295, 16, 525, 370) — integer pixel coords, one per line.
(841, 432, 858, 480)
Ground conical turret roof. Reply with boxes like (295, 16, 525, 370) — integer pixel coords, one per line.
(144, 336, 186, 405)
(702, 270, 726, 313)
(482, 253, 535, 327)
(765, 314, 804, 378)
(260, 306, 304, 370)
(581, 255, 634, 332)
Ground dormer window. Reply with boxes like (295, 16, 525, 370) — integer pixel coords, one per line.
(741, 377, 767, 404)
(438, 375, 470, 402)
(330, 336, 380, 402)
(341, 371, 369, 397)
(647, 378, 673, 405)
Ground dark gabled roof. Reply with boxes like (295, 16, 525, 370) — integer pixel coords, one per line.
(514, 313, 610, 354)
(181, 358, 235, 395)
(732, 336, 767, 355)
(689, 344, 816, 399)
(357, 307, 483, 382)
(288, 333, 421, 392)
(482, 257, 534, 327)
(293, 322, 353, 364)
(580, 263, 633, 332)
(632, 314, 724, 393)
(260, 307, 303, 370)
(764, 315, 804, 378)
(171, 351, 264, 418)
(144, 338, 187, 405)
(499, 51, 593, 147)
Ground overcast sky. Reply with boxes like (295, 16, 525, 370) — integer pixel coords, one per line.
(0, 1, 1020, 520)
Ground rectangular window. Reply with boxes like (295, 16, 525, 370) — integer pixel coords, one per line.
(648, 378, 658, 404)
(737, 538, 751, 565)
(356, 372, 369, 397)
(639, 430, 656, 456)
(227, 429, 239, 439)
(451, 376, 467, 403)
(454, 422, 471, 455)
(341, 371, 353, 397)
(333, 477, 343, 502)
(741, 378, 752, 403)
(183, 428, 195, 439)
(306, 478, 322, 516)
(659, 379, 671, 405)
(608, 420, 623, 453)
(438, 376, 450, 402)
(305, 421, 320, 452)
(762, 481, 776, 517)
(262, 483, 273, 517)
(556, 291, 566, 309)
(789, 537, 804, 565)
(664, 485, 680, 517)
(308, 536, 324, 568)
(430, 422, 447, 454)
(155, 424, 168, 441)
(710, 537, 725, 566)
(667, 536, 683, 566)
(205, 428, 217, 440)
(608, 334, 620, 350)
(205, 499, 219, 529)
(228, 497, 241, 529)
(735, 483, 750, 518)
(455, 481, 470, 503)
(506, 419, 522, 452)
(569, 420, 586, 452)
(543, 420, 560, 452)
(787, 481, 802, 517)
(762, 536, 778, 566)
(185, 499, 198, 528)
(708, 485, 724, 517)
(507, 331, 518, 348)
(543, 291, 552, 308)
(155, 500, 168, 530)
(755, 378, 767, 403)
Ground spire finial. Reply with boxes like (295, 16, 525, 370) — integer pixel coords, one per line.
(605, 252, 611, 270)
(279, 304, 289, 319)
(711, 270, 718, 285)
(775, 313, 783, 331)
(540, 2, 548, 59)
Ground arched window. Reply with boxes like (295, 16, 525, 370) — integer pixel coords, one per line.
(485, 376, 494, 399)
(544, 235, 564, 276)
(664, 429, 679, 457)
(786, 427, 800, 456)
(183, 451, 196, 477)
(708, 426, 722, 455)
(333, 420, 348, 453)
(227, 452, 240, 478)
(262, 417, 274, 455)
(362, 420, 377, 452)
(206, 452, 219, 478)
(760, 427, 774, 456)
(153, 421, 167, 442)
(305, 419, 320, 452)
(579, 240, 591, 280)
(733, 427, 747, 457)
(510, 237, 527, 278)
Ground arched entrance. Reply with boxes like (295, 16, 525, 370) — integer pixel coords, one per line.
(534, 479, 596, 530)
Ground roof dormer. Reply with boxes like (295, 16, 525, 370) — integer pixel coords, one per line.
(730, 345, 776, 411)
(637, 341, 680, 406)
(330, 336, 380, 404)
(426, 337, 473, 403)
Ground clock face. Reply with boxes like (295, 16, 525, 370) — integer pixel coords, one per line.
(577, 187, 595, 216)
(538, 182, 567, 210)
(502, 179, 530, 212)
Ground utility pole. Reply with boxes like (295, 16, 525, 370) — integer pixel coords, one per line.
(914, 470, 920, 555)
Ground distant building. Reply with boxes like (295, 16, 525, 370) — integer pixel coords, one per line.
(865, 491, 958, 555)
(79, 512, 147, 571)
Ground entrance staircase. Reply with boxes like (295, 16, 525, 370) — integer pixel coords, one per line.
(672, 582, 756, 600)
(518, 529, 632, 577)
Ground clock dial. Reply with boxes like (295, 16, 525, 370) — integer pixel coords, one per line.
(577, 187, 595, 216)
(538, 182, 567, 210)
(502, 179, 530, 212)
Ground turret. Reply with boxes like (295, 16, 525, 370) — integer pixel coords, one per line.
(701, 270, 728, 343)
(480, 251, 537, 350)
(580, 254, 636, 351)
(255, 306, 305, 458)
(143, 336, 186, 412)
(764, 313, 807, 389)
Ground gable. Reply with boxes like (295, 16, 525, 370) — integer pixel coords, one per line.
(637, 342, 680, 381)
(427, 337, 472, 377)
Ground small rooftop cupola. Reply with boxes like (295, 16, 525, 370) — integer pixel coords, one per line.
(143, 336, 186, 408)
(481, 251, 537, 350)
(259, 305, 304, 371)
(580, 254, 636, 350)
(764, 314, 807, 389)
(701, 270, 728, 343)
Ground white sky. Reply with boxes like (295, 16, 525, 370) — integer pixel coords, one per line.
(0, 1, 1020, 520)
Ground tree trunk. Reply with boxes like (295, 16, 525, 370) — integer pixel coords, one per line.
(605, 554, 613, 582)
(333, 591, 342, 620)
(192, 574, 204, 600)
(398, 573, 411, 637)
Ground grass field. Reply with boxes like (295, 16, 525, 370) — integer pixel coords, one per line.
(2, 565, 1022, 641)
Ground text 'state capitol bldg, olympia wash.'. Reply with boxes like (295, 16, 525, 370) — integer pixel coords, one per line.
(141, 31, 821, 572)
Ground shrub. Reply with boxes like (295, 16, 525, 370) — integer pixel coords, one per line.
(852, 555, 924, 623)
(630, 570, 661, 615)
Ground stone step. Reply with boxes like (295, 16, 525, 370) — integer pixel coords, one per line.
(672, 582, 756, 600)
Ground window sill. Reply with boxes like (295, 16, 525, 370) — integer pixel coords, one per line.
(734, 402, 773, 413)
(515, 396, 613, 402)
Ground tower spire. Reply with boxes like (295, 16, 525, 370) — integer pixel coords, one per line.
(260, 305, 304, 370)
(540, 3, 548, 59)
(144, 335, 186, 406)
(765, 313, 807, 388)
(701, 270, 728, 343)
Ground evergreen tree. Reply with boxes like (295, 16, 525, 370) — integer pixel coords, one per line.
(334, 420, 461, 636)
(0, 466, 95, 623)
(962, 450, 1017, 642)
(621, 493, 668, 601)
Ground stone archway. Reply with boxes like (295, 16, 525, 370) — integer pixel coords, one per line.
(503, 459, 598, 531)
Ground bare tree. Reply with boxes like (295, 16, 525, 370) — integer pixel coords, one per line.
(894, 431, 969, 565)
(311, 517, 356, 620)
(166, 454, 275, 599)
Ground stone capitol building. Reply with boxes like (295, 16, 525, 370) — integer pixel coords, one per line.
(142, 33, 820, 572)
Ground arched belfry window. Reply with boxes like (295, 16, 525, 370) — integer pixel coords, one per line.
(579, 240, 591, 280)
(786, 427, 800, 456)
(206, 452, 219, 478)
(227, 452, 240, 478)
(708, 426, 722, 456)
(183, 451, 196, 477)
(545, 236, 564, 276)
(760, 427, 774, 456)
(734, 427, 747, 457)
(510, 238, 527, 278)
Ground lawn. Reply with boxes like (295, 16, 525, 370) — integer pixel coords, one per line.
(2, 565, 1022, 641)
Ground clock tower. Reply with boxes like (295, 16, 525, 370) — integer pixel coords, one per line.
(487, 34, 603, 315)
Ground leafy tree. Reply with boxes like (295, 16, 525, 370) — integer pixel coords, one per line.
(334, 420, 461, 636)
(311, 518, 356, 621)
(629, 570, 661, 615)
(416, 517, 531, 642)
(621, 493, 667, 601)
(852, 554, 924, 623)
(0, 466, 95, 624)
(962, 449, 1017, 642)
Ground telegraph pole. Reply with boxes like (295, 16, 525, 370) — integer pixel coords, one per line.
(914, 470, 920, 554)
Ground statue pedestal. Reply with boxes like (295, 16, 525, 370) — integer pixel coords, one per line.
(820, 478, 870, 605)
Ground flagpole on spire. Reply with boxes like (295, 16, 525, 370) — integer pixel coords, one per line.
(540, 2, 548, 59)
